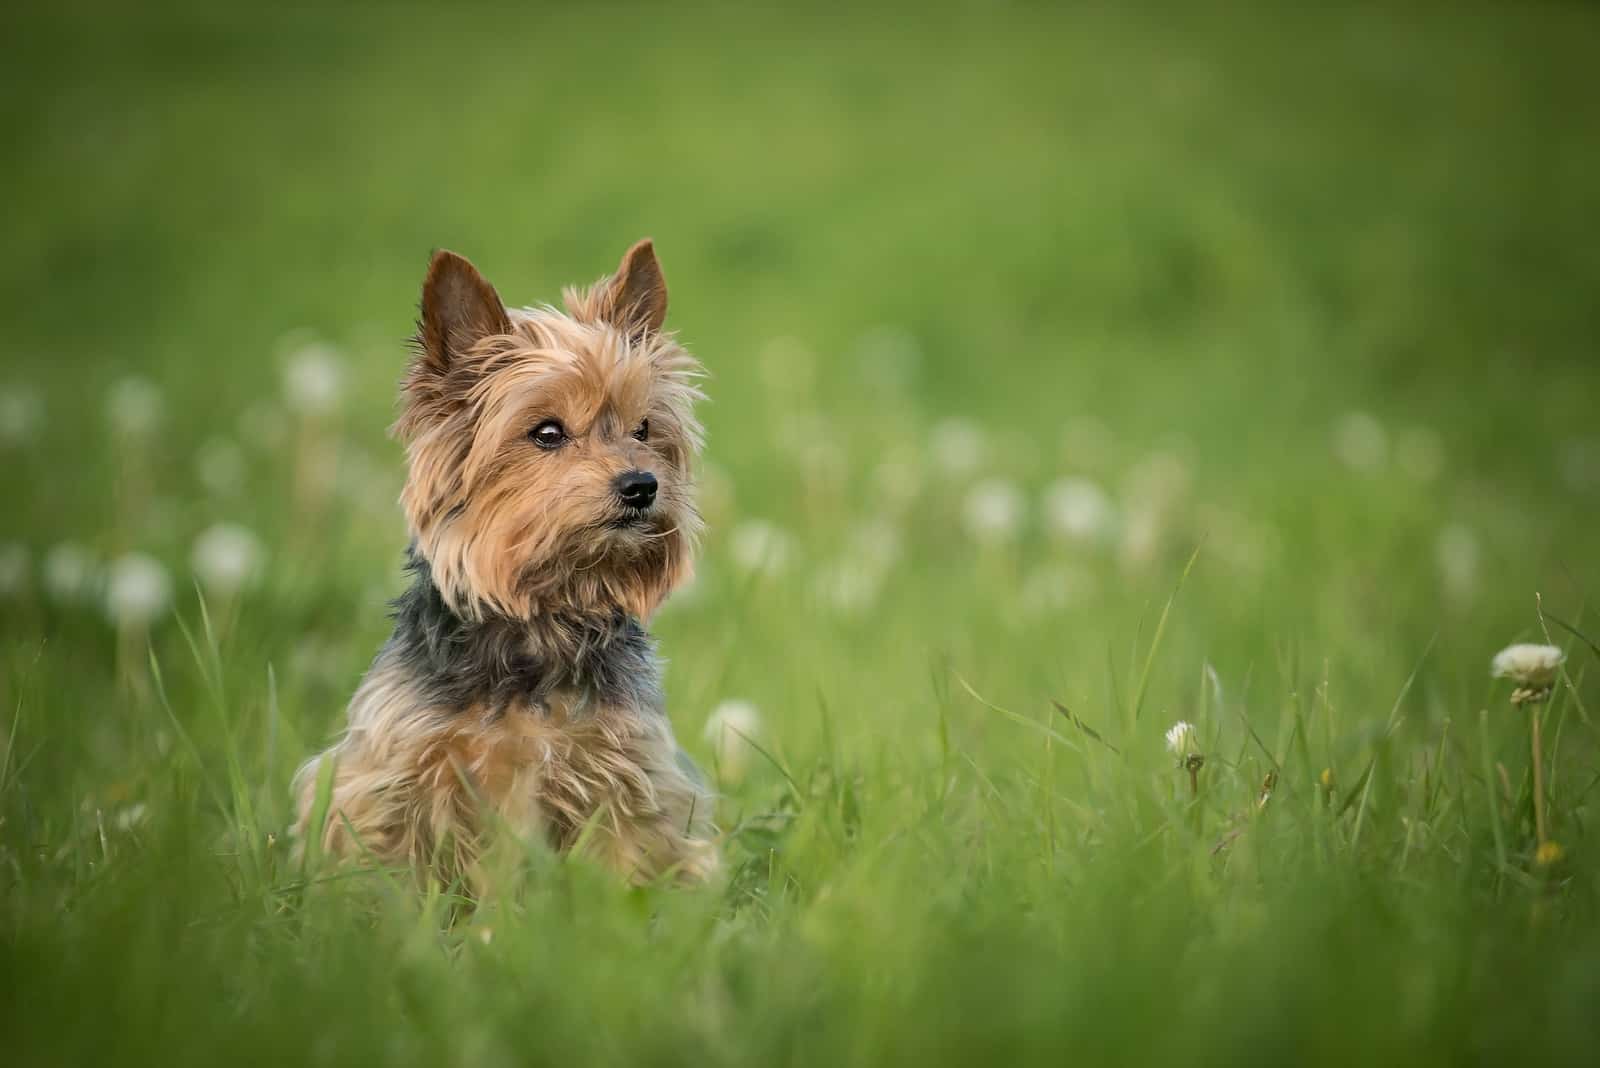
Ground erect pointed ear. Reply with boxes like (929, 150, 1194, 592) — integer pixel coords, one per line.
(598, 239, 668, 338)
(417, 250, 511, 373)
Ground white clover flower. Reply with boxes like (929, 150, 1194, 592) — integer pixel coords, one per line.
(282, 342, 345, 416)
(195, 437, 247, 497)
(191, 523, 264, 596)
(931, 418, 986, 477)
(0, 383, 43, 446)
(104, 552, 172, 627)
(728, 519, 793, 576)
(1164, 720, 1199, 757)
(1332, 411, 1388, 473)
(0, 542, 28, 596)
(1491, 644, 1565, 688)
(43, 542, 97, 602)
(1395, 426, 1445, 482)
(113, 802, 148, 831)
(1042, 477, 1117, 544)
(963, 479, 1024, 544)
(703, 699, 763, 781)
(1436, 523, 1480, 604)
(106, 376, 164, 437)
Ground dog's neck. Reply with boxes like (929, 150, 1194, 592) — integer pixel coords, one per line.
(386, 547, 661, 714)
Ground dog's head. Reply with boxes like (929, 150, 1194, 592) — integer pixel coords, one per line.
(395, 240, 704, 622)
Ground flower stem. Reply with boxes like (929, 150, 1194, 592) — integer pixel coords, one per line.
(1530, 705, 1548, 848)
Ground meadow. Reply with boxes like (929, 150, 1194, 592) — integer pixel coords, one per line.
(3, 2, 1600, 1063)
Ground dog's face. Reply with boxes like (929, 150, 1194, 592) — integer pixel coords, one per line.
(395, 241, 704, 622)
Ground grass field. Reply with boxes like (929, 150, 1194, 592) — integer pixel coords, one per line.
(4, 2, 1600, 1063)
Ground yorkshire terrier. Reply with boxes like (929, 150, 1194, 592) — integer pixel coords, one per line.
(294, 240, 717, 887)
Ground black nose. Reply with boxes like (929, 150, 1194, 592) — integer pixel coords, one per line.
(614, 470, 658, 509)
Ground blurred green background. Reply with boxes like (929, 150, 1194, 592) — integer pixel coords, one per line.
(3, 2, 1600, 1064)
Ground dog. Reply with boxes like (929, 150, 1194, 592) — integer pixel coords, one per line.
(293, 240, 717, 888)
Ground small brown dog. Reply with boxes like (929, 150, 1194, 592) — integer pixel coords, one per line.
(294, 240, 717, 888)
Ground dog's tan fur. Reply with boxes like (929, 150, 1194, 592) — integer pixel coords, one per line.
(294, 241, 716, 888)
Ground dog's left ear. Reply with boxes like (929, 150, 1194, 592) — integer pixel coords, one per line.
(418, 250, 511, 374)
(599, 239, 668, 338)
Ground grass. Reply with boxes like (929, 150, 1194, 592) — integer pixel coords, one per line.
(4, 1, 1600, 1063)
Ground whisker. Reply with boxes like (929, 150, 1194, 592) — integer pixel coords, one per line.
(636, 524, 680, 541)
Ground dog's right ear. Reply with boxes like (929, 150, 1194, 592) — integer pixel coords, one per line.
(417, 250, 510, 374)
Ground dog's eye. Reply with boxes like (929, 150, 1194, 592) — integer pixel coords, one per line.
(633, 419, 649, 442)
(530, 420, 567, 449)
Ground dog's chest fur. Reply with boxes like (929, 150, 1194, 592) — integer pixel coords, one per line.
(323, 552, 691, 859)
(387, 550, 664, 716)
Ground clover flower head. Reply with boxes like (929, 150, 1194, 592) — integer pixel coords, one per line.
(1491, 644, 1565, 688)
(1164, 720, 1199, 757)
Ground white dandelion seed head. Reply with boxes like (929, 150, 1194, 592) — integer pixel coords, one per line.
(728, 519, 793, 576)
(963, 479, 1025, 544)
(104, 552, 172, 628)
(0, 542, 28, 596)
(282, 342, 346, 416)
(1395, 426, 1445, 482)
(106, 376, 164, 437)
(1332, 411, 1388, 473)
(1164, 720, 1199, 756)
(195, 438, 247, 497)
(1436, 523, 1481, 604)
(1491, 644, 1565, 688)
(0, 383, 44, 446)
(1042, 476, 1117, 544)
(43, 543, 97, 602)
(703, 699, 763, 781)
(190, 523, 265, 596)
(931, 418, 986, 477)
